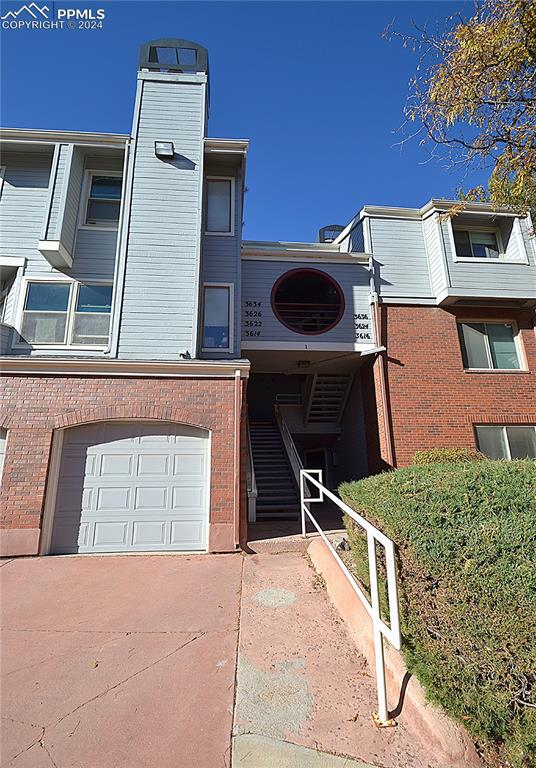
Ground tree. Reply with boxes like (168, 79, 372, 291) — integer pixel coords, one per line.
(389, 0, 536, 214)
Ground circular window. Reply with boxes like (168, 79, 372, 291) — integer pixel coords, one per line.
(271, 268, 345, 335)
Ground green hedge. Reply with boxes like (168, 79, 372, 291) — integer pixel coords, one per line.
(412, 447, 485, 465)
(339, 460, 536, 767)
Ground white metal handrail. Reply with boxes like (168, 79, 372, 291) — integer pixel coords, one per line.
(274, 405, 311, 499)
(246, 418, 257, 523)
(299, 469, 401, 727)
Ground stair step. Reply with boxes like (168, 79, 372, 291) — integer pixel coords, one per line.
(257, 501, 299, 507)
(250, 421, 299, 509)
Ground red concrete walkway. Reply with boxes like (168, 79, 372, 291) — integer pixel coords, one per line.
(234, 551, 434, 768)
(2, 549, 463, 768)
(0, 554, 242, 768)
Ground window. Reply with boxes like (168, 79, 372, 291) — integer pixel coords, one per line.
(205, 178, 234, 235)
(271, 269, 345, 335)
(458, 322, 522, 370)
(72, 285, 113, 346)
(453, 228, 501, 259)
(475, 425, 536, 460)
(84, 174, 122, 227)
(202, 284, 232, 351)
(149, 45, 197, 68)
(21, 282, 70, 344)
(19, 281, 112, 348)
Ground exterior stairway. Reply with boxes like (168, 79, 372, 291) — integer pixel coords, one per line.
(249, 421, 299, 519)
(305, 374, 353, 424)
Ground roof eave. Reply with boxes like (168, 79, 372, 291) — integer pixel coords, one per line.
(0, 128, 130, 147)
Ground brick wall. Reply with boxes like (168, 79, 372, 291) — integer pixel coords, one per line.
(368, 305, 536, 467)
(0, 374, 246, 555)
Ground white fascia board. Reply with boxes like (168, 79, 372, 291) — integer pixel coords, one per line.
(138, 71, 207, 84)
(332, 214, 361, 245)
(0, 128, 129, 147)
(37, 240, 73, 270)
(241, 240, 350, 259)
(0, 358, 251, 378)
(381, 296, 438, 305)
(422, 199, 522, 217)
(359, 201, 520, 219)
(334, 200, 524, 240)
(204, 138, 249, 155)
(0, 256, 26, 268)
(361, 205, 422, 220)
(241, 341, 375, 352)
(242, 252, 371, 265)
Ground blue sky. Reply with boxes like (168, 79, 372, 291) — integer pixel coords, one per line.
(0, 0, 483, 241)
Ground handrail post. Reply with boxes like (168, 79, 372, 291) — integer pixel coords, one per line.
(367, 531, 394, 727)
(299, 469, 399, 728)
(300, 470, 307, 538)
(372, 624, 389, 725)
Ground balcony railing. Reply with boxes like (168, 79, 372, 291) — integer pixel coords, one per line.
(274, 302, 341, 333)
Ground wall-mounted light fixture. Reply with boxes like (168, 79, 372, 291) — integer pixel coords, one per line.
(154, 141, 175, 159)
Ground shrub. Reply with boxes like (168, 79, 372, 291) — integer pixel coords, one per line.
(339, 460, 536, 767)
(412, 447, 486, 465)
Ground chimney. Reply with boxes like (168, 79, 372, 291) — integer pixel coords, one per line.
(117, 39, 209, 360)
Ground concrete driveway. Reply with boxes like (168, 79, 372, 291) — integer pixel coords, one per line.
(0, 554, 242, 768)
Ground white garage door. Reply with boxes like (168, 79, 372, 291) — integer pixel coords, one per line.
(50, 421, 209, 554)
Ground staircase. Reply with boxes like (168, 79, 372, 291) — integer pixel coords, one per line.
(249, 421, 300, 519)
(305, 374, 353, 425)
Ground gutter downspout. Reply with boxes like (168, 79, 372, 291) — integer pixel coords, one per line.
(369, 253, 395, 468)
(107, 73, 144, 358)
(234, 369, 242, 549)
(105, 138, 131, 356)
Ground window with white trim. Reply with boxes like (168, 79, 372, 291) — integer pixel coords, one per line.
(205, 178, 234, 234)
(475, 425, 536, 460)
(453, 228, 501, 259)
(19, 281, 112, 348)
(458, 322, 522, 370)
(202, 284, 232, 351)
(84, 174, 122, 227)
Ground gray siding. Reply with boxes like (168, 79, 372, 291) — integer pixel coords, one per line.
(334, 375, 368, 484)
(349, 221, 365, 253)
(338, 220, 365, 254)
(422, 213, 448, 295)
(70, 229, 117, 281)
(0, 322, 13, 354)
(118, 76, 206, 360)
(0, 147, 120, 357)
(44, 144, 67, 240)
(200, 161, 242, 358)
(369, 217, 433, 300)
(241, 259, 373, 346)
(441, 217, 536, 299)
(59, 146, 85, 255)
(0, 151, 52, 268)
(85, 155, 124, 173)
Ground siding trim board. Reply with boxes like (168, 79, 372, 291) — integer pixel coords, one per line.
(56, 144, 74, 240)
(192, 87, 208, 357)
(241, 341, 377, 352)
(242, 253, 369, 264)
(40, 143, 62, 240)
(0, 357, 250, 378)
